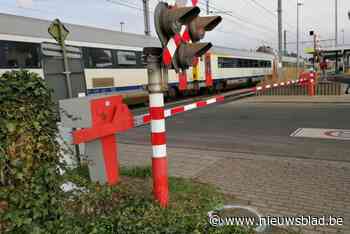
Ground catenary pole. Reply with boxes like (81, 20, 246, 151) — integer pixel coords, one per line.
(143, 0, 151, 36)
(278, 0, 283, 80)
(335, 0, 338, 47)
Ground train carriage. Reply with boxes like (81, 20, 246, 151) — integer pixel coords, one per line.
(0, 13, 297, 104)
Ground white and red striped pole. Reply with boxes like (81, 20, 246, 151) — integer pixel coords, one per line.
(144, 47, 169, 207)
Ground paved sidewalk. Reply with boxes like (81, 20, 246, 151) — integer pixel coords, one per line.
(119, 143, 350, 234)
(242, 95, 350, 103)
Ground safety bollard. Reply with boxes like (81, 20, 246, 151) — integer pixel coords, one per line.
(308, 79, 315, 96)
(144, 47, 169, 208)
(307, 72, 316, 96)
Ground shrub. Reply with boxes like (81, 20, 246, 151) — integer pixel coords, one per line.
(0, 70, 64, 232)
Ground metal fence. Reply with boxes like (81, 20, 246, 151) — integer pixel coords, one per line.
(256, 82, 347, 96)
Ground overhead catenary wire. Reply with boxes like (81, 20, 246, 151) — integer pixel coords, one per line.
(198, 1, 277, 35)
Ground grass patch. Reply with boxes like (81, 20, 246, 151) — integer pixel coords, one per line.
(120, 166, 152, 178)
(59, 165, 251, 234)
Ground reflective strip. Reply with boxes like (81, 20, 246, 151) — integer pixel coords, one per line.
(149, 93, 164, 107)
(206, 98, 216, 104)
(151, 119, 165, 133)
(167, 37, 177, 57)
(184, 103, 197, 111)
(134, 115, 146, 127)
(196, 101, 207, 108)
(171, 106, 185, 115)
(151, 132, 166, 145)
(163, 49, 172, 65)
(216, 96, 225, 102)
(164, 109, 171, 118)
(180, 25, 186, 35)
(152, 144, 167, 158)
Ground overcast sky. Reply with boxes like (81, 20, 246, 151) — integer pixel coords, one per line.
(1, 0, 350, 54)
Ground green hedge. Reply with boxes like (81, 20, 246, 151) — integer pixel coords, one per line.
(0, 70, 64, 232)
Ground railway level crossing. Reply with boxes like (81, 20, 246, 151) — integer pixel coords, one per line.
(57, 0, 348, 210)
(58, 0, 224, 207)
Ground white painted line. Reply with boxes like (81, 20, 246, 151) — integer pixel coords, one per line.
(290, 128, 350, 141)
(290, 128, 303, 137)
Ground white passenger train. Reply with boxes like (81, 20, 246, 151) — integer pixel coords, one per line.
(0, 13, 298, 103)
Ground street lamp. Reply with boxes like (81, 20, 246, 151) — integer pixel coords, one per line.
(120, 22, 125, 32)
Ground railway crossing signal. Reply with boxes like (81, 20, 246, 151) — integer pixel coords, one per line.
(154, 2, 221, 71)
(188, 16, 222, 42)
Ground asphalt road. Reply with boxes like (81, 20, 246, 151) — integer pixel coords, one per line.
(119, 98, 350, 162)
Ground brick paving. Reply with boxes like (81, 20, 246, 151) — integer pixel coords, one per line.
(119, 143, 350, 234)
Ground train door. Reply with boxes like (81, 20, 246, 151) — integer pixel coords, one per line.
(41, 42, 86, 103)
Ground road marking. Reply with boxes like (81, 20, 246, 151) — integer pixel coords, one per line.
(290, 128, 350, 141)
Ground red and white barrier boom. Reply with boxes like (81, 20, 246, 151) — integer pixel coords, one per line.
(255, 71, 317, 96)
(134, 95, 225, 127)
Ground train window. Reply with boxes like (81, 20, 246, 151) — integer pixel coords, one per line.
(0, 41, 41, 68)
(218, 57, 239, 68)
(83, 48, 113, 68)
(116, 50, 137, 65)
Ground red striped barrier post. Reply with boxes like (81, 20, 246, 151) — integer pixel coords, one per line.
(144, 47, 169, 207)
(308, 72, 316, 96)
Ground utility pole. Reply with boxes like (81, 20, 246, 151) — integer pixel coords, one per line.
(278, 0, 283, 80)
(284, 30, 287, 55)
(206, 0, 210, 15)
(335, 0, 338, 47)
(143, 0, 151, 36)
